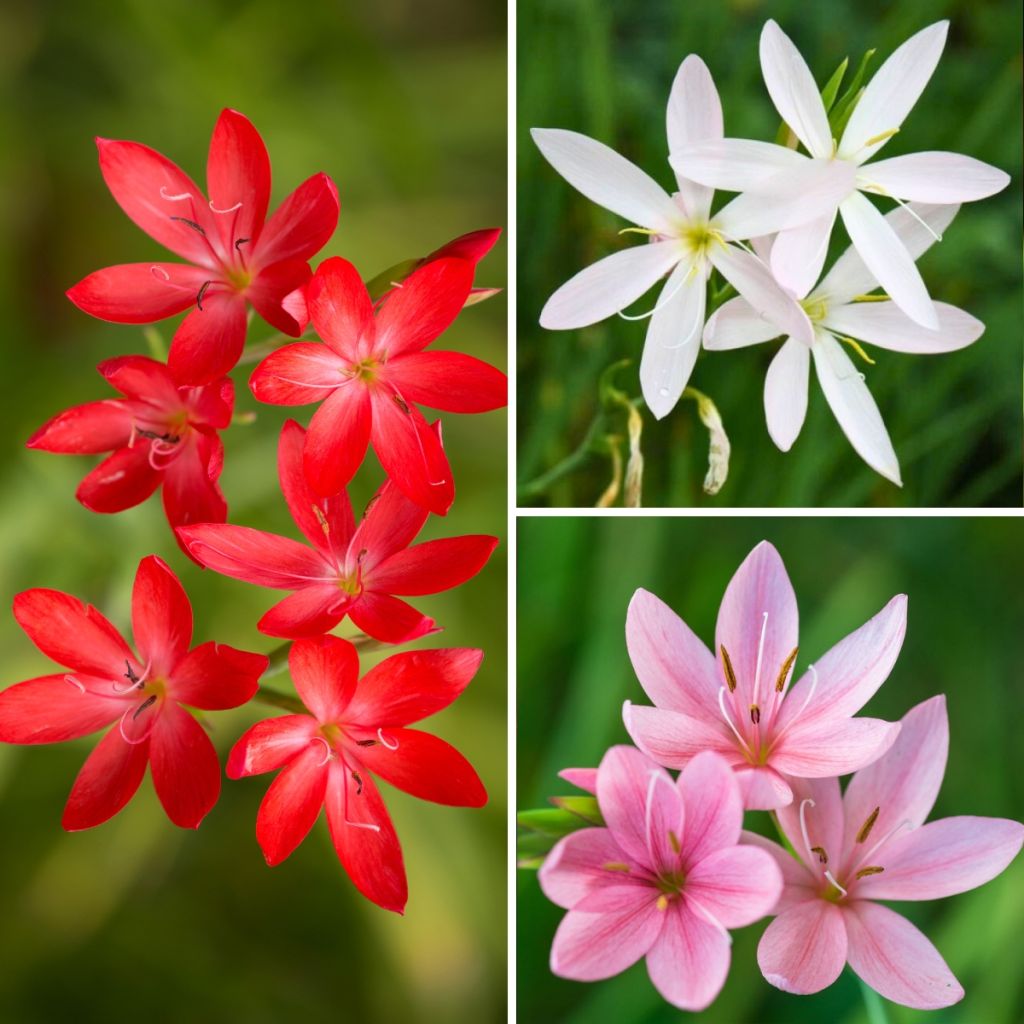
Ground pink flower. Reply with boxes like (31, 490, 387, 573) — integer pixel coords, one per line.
(228, 636, 487, 913)
(623, 541, 903, 810)
(0, 556, 268, 830)
(539, 747, 782, 1011)
(749, 695, 1024, 1009)
(27, 355, 232, 558)
(177, 420, 497, 642)
(67, 109, 340, 385)
(249, 255, 507, 512)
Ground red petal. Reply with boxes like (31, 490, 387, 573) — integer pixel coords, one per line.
(249, 342, 346, 406)
(354, 728, 486, 807)
(168, 291, 248, 386)
(76, 444, 162, 513)
(161, 436, 228, 544)
(0, 674, 126, 743)
(227, 714, 318, 778)
(62, 724, 149, 830)
(256, 743, 329, 865)
(348, 591, 437, 644)
(374, 257, 473, 358)
(369, 535, 497, 596)
(169, 641, 266, 710)
(27, 400, 132, 454)
(131, 555, 192, 676)
(349, 477, 428, 573)
(426, 227, 501, 265)
(98, 354, 181, 407)
(188, 376, 235, 430)
(278, 420, 354, 559)
(369, 392, 453, 515)
(347, 648, 483, 726)
(257, 586, 351, 639)
(206, 109, 270, 248)
(255, 172, 339, 266)
(386, 351, 507, 413)
(324, 759, 406, 913)
(67, 263, 207, 324)
(288, 636, 359, 722)
(303, 386, 372, 497)
(14, 588, 134, 677)
(149, 701, 221, 828)
(307, 257, 375, 360)
(95, 137, 219, 266)
(247, 258, 312, 336)
(177, 523, 333, 588)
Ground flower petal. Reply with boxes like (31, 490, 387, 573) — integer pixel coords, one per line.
(67, 262, 208, 323)
(838, 22, 949, 162)
(771, 717, 900, 777)
(759, 20, 832, 158)
(426, 227, 501, 264)
(302, 385, 373, 497)
(741, 830, 818, 911)
(596, 745, 665, 868)
(160, 436, 228, 538)
(257, 587, 350, 639)
(305, 256, 375, 360)
(812, 331, 901, 485)
(255, 742, 328, 865)
(686, 844, 783, 928)
(27, 400, 133, 454)
(131, 555, 192, 677)
(385, 351, 507, 413)
(206, 109, 270, 247)
(844, 900, 963, 1009)
(666, 54, 722, 219)
(734, 766, 793, 811)
(560, 767, 597, 794)
(863, 151, 1009, 203)
(227, 714, 318, 778)
(246, 258, 314, 337)
(623, 703, 734, 770)
(349, 477, 428, 572)
(62, 724, 150, 830)
(170, 641, 266, 710)
(168, 290, 249, 386)
(98, 354, 181, 406)
(550, 902, 662, 982)
(770, 211, 836, 300)
(76, 444, 162, 513)
(776, 775, 845, 875)
(368, 536, 497, 596)
(765, 336, 810, 452)
(676, 750, 744, 866)
(646, 901, 731, 1011)
(757, 899, 847, 994)
(149, 701, 221, 828)
(539, 827, 636, 909)
(669, 139, 808, 192)
(823, 300, 982, 354)
(288, 636, 359, 723)
(255, 172, 340, 266)
(348, 592, 437, 645)
(0, 675, 125, 743)
(702, 296, 783, 351)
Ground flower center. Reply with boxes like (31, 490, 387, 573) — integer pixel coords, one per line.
(800, 296, 830, 323)
(347, 358, 380, 384)
(680, 223, 723, 261)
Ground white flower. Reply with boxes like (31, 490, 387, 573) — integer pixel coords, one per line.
(532, 55, 812, 418)
(671, 21, 1009, 330)
(703, 203, 983, 485)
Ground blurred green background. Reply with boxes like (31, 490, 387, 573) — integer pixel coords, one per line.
(518, 516, 1024, 1022)
(517, 0, 1023, 507)
(0, 2, 506, 1022)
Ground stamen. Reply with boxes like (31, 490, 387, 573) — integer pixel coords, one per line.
(860, 185, 943, 243)
(857, 818, 913, 869)
(837, 335, 876, 365)
(133, 695, 157, 720)
(118, 703, 157, 745)
(852, 293, 890, 303)
(856, 806, 880, 844)
(749, 704, 760, 725)
(356, 739, 377, 747)
(312, 504, 330, 537)
(169, 215, 207, 237)
(617, 266, 689, 323)
(864, 127, 899, 148)
(312, 736, 333, 767)
(113, 658, 148, 694)
(719, 645, 737, 692)
(388, 281, 404, 289)
(717, 687, 753, 758)
(751, 611, 769, 706)
(351, 769, 363, 796)
(667, 830, 681, 855)
(618, 227, 659, 237)
(64, 674, 86, 694)
(810, 846, 828, 864)
(150, 265, 171, 282)
(209, 199, 243, 214)
(655, 895, 669, 911)
(235, 237, 250, 251)
(160, 187, 195, 202)
(855, 866, 884, 879)
(376, 728, 399, 750)
(798, 798, 816, 864)
(393, 393, 410, 413)
(775, 647, 799, 693)
(197, 280, 213, 311)
(824, 870, 848, 897)
(602, 862, 631, 873)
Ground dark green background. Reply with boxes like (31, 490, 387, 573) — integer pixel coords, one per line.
(0, 2, 506, 1022)
(518, 515, 1024, 1022)
(517, 0, 1023, 507)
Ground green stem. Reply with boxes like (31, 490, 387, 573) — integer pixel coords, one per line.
(858, 975, 890, 1024)
(261, 632, 399, 681)
(517, 415, 605, 500)
(251, 686, 307, 715)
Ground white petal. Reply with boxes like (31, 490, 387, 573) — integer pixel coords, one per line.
(861, 151, 1010, 203)
(540, 241, 682, 329)
(813, 331, 901, 485)
(707, 243, 813, 347)
(814, 203, 958, 305)
(764, 337, 810, 451)
(760, 20, 833, 158)
(702, 296, 783, 350)
(838, 22, 949, 163)
(640, 261, 707, 419)
(667, 55, 722, 221)
(670, 139, 808, 192)
(839, 191, 938, 329)
(822, 300, 983, 353)
(714, 158, 855, 240)
(770, 211, 837, 300)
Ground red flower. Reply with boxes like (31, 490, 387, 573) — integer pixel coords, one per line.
(0, 556, 268, 830)
(28, 355, 233, 556)
(67, 109, 340, 386)
(249, 255, 507, 512)
(177, 420, 497, 642)
(227, 635, 487, 913)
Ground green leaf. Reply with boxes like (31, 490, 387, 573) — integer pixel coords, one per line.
(549, 795, 604, 826)
(364, 258, 421, 301)
(820, 56, 849, 113)
(829, 48, 876, 137)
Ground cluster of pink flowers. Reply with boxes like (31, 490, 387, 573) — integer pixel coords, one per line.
(539, 542, 1023, 1010)
(1, 109, 506, 914)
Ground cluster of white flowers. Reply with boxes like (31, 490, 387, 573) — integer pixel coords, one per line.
(533, 21, 1008, 485)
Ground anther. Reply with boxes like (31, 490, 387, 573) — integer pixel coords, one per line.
(719, 645, 737, 692)
(393, 393, 410, 414)
(377, 728, 399, 750)
(234, 237, 250, 250)
(170, 216, 207, 237)
(750, 704, 760, 724)
(197, 280, 213, 311)
(351, 770, 363, 796)
(356, 739, 377, 747)
(864, 127, 899, 148)
(855, 866, 885, 879)
(602, 862, 631, 873)
(775, 647, 799, 692)
(667, 830, 681, 855)
(362, 494, 381, 518)
(655, 895, 669, 912)
(810, 846, 828, 864)
(312, 504, 330, 536)
(856, 807, 880, 844)
(133, 695, 157, 720)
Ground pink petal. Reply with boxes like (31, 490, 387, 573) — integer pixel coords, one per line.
(169, 641, 266, 710)
(305, 256, 376, 360)
(734, 765, 793, 810)
(758, 898, 848, 994)
(149, 701, 221, 828)
(770, 717, 900, 778)
(776, 775, 845, 877)
(595, 745, 664, 868)
(27, 400, 132, 454)
(257, 585, 351, 639)
(368, 536, 497, 596)
(539, 827, 635, 909)
(62, 724, 150, 830)
(205, 109, 270, 248)
(303, 386, 373, 497)
(131, 555, 192, 677)
(676, 750, 744, 866)
(643, 769, 685, 875)
(622, 702, 734, 770)
(249, 342, 347, 406)
(844, 900, 963, 1009)
(385, 351, 507, 413)
(168, 290, 248, 386)
(855, 815, 1024, 902)
(0, 674, 125, 744)
(686, 845, 782, 928)
(76, 444, 162, 513)
(288, 636, 358, 723)
(227, 714, 318, 778)
(625, 588, 721, 721)
(255, 742, 328, 865)
(347, 591, 437, 645)
(67, 262, 208, 323)
(347, 648, 483, 726)
(559, 768, 597, 794)
(646, 901, 731, 1011)
(741, 830, 818, 912)
(246, 258, 312, 336)
(550, 902, 662, 982)
(349, 478, 428, 572)
(254, 172, 339, 267)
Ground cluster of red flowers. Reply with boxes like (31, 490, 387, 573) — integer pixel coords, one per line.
(0, 109, 506, 914)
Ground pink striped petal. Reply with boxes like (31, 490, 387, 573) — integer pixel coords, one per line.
(735, 765, 793, 811)
(644, 770, 685, 875)
(741, 830, 818, 912)
(227, 715, 318, 778)
(550, 902, 662, 982)
(686, 844, 782, 927)
(758, 898, 847, 994)
(771, 717, 900, 778)
(676, 750, 744, 866)
(623, 703, 734, 770)
(255, 742, 328, 866)
(596, 745, 663, 868)
(776, 775, 845, 877)
(539, 828, 634, 909)
(559, 767, 597, 793)
(646, 901, 730, 1011)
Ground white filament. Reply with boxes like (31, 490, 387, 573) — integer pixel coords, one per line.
(856, 818, 913, 871)
(798, 798, 816, 864)
(684, 892, 733, 944)
(616, 265, 689, 323)
(717, 686, 753, 758)
(377, 728, 400, 751)
(159, 187, 194, 202)
(824, 870, 848, 897)
(209, 200, 243, 214)
(751, 611, 769, 707)
(312, 736, 333, 767)
(64, 674, 86, 694)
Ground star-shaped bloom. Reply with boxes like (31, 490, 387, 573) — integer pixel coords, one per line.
(27, 355, 234, 553)
(703, 203, 982, 485)
(748, 695, 1023, 1009)
(532, 55, 813, 418)
(249, 255, 507, 512)
(67, 109, 340, 385)
(539, 747, 782, 1011)
(623, 541, 903, 810)
(0, 556, 268, 829)
(228, 636, 487, 913)
(672, 21, 1009, 327)
(177, 420, 497, 642)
